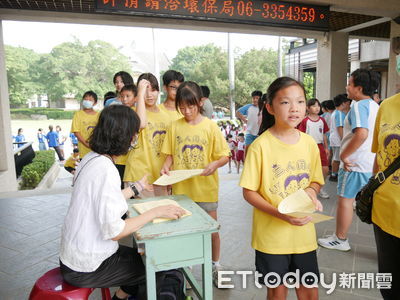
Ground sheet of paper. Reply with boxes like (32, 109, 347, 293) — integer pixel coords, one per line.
(132, 199, 192, 223)
(153, 169, 204, 186)
(278, 189, 333, 224)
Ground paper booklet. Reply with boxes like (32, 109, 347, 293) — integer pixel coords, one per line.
(132, 199, 192, 223)
(153, 169, 204, 186)
(278, 189, 333, 224)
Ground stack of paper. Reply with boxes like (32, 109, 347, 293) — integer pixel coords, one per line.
(132, 199, 192, 223)
(278, 189, 333, 223)
(153, 169, 204, 186)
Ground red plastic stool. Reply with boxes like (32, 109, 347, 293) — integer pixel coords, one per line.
(29, 267, 112, 300)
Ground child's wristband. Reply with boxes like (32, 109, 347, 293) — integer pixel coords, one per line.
(135, 180, 144, 192)
(306, 186, 318, 195)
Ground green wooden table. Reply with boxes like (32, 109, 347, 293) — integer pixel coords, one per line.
(127, 195, 220, 300)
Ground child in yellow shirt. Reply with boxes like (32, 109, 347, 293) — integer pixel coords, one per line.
(159, 70, 184, 122)
(161, 81, 230, 286)
(114, 82, 148, 188)
(239, 77, 324, 300)
(71, 91, 99, 158)
(124, 73, 170, 196)
(64, 148, 80, 174)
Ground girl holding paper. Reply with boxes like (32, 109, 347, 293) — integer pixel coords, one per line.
(239, 77, 324, 300)
(160, 81, 230, 286)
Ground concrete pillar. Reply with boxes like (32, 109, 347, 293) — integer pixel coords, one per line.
(0, 20, 17, 192)
(316, 32, 349, 100)
(350, 61, 360, 74)
(387, 21, 400, 97)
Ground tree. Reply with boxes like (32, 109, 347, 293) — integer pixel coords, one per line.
(4, 45, 42, 107)
(168, 44, 279, 109)
(38, 38, 133, 105)
(303, 72, 315, 100)
(168, 44, 230, 107)
(235, 48, 278, 106)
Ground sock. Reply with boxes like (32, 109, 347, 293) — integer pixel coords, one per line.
(212, 260, 220, 267)
(337, 237, 347, 241)
(332, 172, 337, 176)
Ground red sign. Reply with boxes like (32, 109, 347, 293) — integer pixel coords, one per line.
(96, 0, 329, 31)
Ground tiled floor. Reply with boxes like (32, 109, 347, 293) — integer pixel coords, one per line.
(0, 165, 383, 299)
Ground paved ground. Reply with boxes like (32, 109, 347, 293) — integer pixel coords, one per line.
(0, 165, 382, 299)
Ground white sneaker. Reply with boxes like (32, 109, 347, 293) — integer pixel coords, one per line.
(319, 188, 330, 199)
(318, 234, 351, 251)
(212, 264, 223, 288)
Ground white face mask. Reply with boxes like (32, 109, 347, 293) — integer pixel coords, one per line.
(82, 100, 94, 109)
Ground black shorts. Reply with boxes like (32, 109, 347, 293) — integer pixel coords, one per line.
(64, 166, 75, 173)
(255, 250, 319, 286)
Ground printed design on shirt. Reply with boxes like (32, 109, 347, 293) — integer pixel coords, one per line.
(378, 122, 400, 185)
(175, 135, 208, 168)
(269, 160, 311, 199)
(147, 122, 167, 157)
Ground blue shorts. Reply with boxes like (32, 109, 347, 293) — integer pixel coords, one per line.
(337, 168, 371, 199)
(245, 134, 258, 146)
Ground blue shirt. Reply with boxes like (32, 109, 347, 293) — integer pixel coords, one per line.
(46, 131, 59, 147)
(104, 97, 121, 107)
(70, 133, 78, 145)
(15, 134, 25, 147)
(37, 133, 45, 143)
(237, 104, 252, 116)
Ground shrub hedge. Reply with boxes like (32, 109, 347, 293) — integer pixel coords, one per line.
(20, 150, 56, 189)
(11, 108, 75, 120)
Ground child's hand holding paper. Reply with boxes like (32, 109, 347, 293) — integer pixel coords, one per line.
(278, 189, 333, 224)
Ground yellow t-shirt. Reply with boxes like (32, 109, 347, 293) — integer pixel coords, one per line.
(71, 110, 99, 158)
(239, 130, 324, 254)
(124, 109, 170, 184)
(371, 93, 400, 238)
(161, 117, 230, 202)
(64, 155, 79, 169)
(158, 103, 183, 123)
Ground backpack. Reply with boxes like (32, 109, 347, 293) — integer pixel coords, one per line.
(158, 269, 186, 300)
(134, 269, 186, 300)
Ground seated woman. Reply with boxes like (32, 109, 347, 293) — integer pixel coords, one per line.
(59, 105, 185, 300)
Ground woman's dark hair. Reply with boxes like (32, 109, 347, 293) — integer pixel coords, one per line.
(113, 71, 134, 86)
(175, 81, 204, 114)
(18, 128, 23, 134)
(83, 90, 98, 104)
(89, 105, 140, 156)
(350, 69, 380, 98)
(258, 77, 306, 135)
(137, 73, 159, 91)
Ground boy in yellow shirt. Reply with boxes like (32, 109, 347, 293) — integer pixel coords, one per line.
(159, 70, 184, 122)
(71, 91, 99, 158)
(64, 148, 80, 174)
